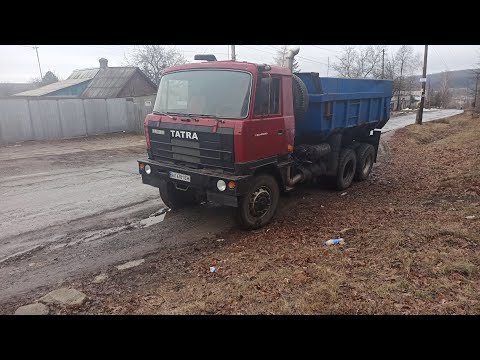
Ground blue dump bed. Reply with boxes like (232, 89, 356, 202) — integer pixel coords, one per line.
(295, 73, 393, 142)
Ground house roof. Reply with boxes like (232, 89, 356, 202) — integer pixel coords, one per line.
(13, 60, 156, 98)
(0, 83, 38, 97)
(80, 67, 138, 98)
(67, 68, 99, 80)
(13, 78, 93, 97)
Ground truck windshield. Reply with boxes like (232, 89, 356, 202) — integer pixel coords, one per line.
(153, 70, 252, 119)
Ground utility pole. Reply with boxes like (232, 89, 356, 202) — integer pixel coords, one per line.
(327, 57, 330, 76)
(416, 45, 429, 125)
(382, 49, 385, 79)
(33, 45, 43, 80)
(230, 45, 236, 61)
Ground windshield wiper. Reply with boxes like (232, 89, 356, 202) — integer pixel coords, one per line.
(179, 113, 201, 122)
(191, 114, 225, 124)
(153, 111, 177, 120)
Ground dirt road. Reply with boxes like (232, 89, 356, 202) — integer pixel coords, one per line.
(0, 109, 472, 313)
(0, 135, 159, 262)
(0, 134, 233, 304)
(381, 109, 463, 133)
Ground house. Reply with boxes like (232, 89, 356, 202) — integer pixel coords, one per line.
(14, 58, 157, 98)
(0, 83, 38, 97)
(390, 90, 422, 111)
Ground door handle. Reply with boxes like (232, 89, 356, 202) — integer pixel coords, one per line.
(277, 130, 284, 135)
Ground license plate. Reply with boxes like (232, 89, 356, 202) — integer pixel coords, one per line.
(169, 171, 191, 182)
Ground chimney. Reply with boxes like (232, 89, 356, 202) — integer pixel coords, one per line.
(99, 58, 108, 70)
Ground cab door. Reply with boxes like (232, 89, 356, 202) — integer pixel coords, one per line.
(244, 74, 288, 161)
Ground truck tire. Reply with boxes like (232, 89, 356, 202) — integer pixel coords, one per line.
(354, 144, 375, 181)
(292, 74, 309, 122)
(336, 148, 357, 190)
(159, 180, 197, 210)
(234, 174, 280, 230)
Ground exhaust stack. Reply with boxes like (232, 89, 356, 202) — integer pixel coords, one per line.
(286, 46, 300, 72)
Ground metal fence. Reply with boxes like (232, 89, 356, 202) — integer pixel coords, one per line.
(0, 96, 155, 144)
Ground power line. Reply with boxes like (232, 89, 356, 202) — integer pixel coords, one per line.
(266, 45, 283, 53)
(268, 45, 329, 64)
(239, 45, 277, 56)
(445, 46, 456, 62)
(431, 45, 449, 71)
(181, 50, 229, 56)
(82, 45, 129, 56)
(308, 45, 341, 53)
(266, 45, 329, 66)
(17, 45, 43, 79)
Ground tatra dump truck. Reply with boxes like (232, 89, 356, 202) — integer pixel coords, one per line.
(138, 47, 393, 229)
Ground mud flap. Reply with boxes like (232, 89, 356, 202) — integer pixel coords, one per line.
(371, 130, 381, 162)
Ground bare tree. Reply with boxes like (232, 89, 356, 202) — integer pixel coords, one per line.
(273, 45, 300, 72)
(383, 54, 396, 80)
(357, 45, 384, 78)
(125, 45, 187, 86)
(392, 45, 421, 110)
(426, 79, 434, 108)
(30, 70, 60, 86)
(469, 70, 479, 109)
(472, 48, 480, 110)
(332, 46, 358, 78)
(333, 45, 384, 78)
(336, 45, 421, 111)
(439, 71, 452, 108)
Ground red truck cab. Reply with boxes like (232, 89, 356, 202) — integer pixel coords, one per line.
(144, 60, 295, 164)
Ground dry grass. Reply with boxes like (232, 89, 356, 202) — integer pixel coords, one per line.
(31, 113, 480, 315)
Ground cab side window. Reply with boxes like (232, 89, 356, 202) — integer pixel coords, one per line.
(269, 78, 280, 114)
(254, 75, 281, 116)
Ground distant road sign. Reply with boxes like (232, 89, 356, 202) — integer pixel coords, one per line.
(420, 78, 427, 82)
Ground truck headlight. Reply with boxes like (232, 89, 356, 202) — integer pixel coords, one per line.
(217, 180, 226, 191)
(145, 165, 152, 175)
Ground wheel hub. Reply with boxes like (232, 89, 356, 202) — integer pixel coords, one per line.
(249, 187, 271, 218)
(363, 154, 373, 175)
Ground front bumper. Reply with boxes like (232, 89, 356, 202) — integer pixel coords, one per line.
(137, 158, 252, 207)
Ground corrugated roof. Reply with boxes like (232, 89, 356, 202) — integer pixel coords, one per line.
(13, 78, 93, 96)
(68, 68, 99, 80)
(80, 67, 137, 98)
(0, 83, 38, 97)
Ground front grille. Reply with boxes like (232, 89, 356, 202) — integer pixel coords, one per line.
(148, 121, 234, 170)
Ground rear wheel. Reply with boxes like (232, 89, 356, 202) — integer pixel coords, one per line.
(234, 174, 280, 230)
(159, 180, 197, 210)
(336, 148, 357, 190)
(354, 144, 375, 181)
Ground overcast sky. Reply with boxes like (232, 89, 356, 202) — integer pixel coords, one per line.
(0, 45, 478, 83)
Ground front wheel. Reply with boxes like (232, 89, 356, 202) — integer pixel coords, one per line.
(159, 180, 197, 210)
(234, 174, 280, 230)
